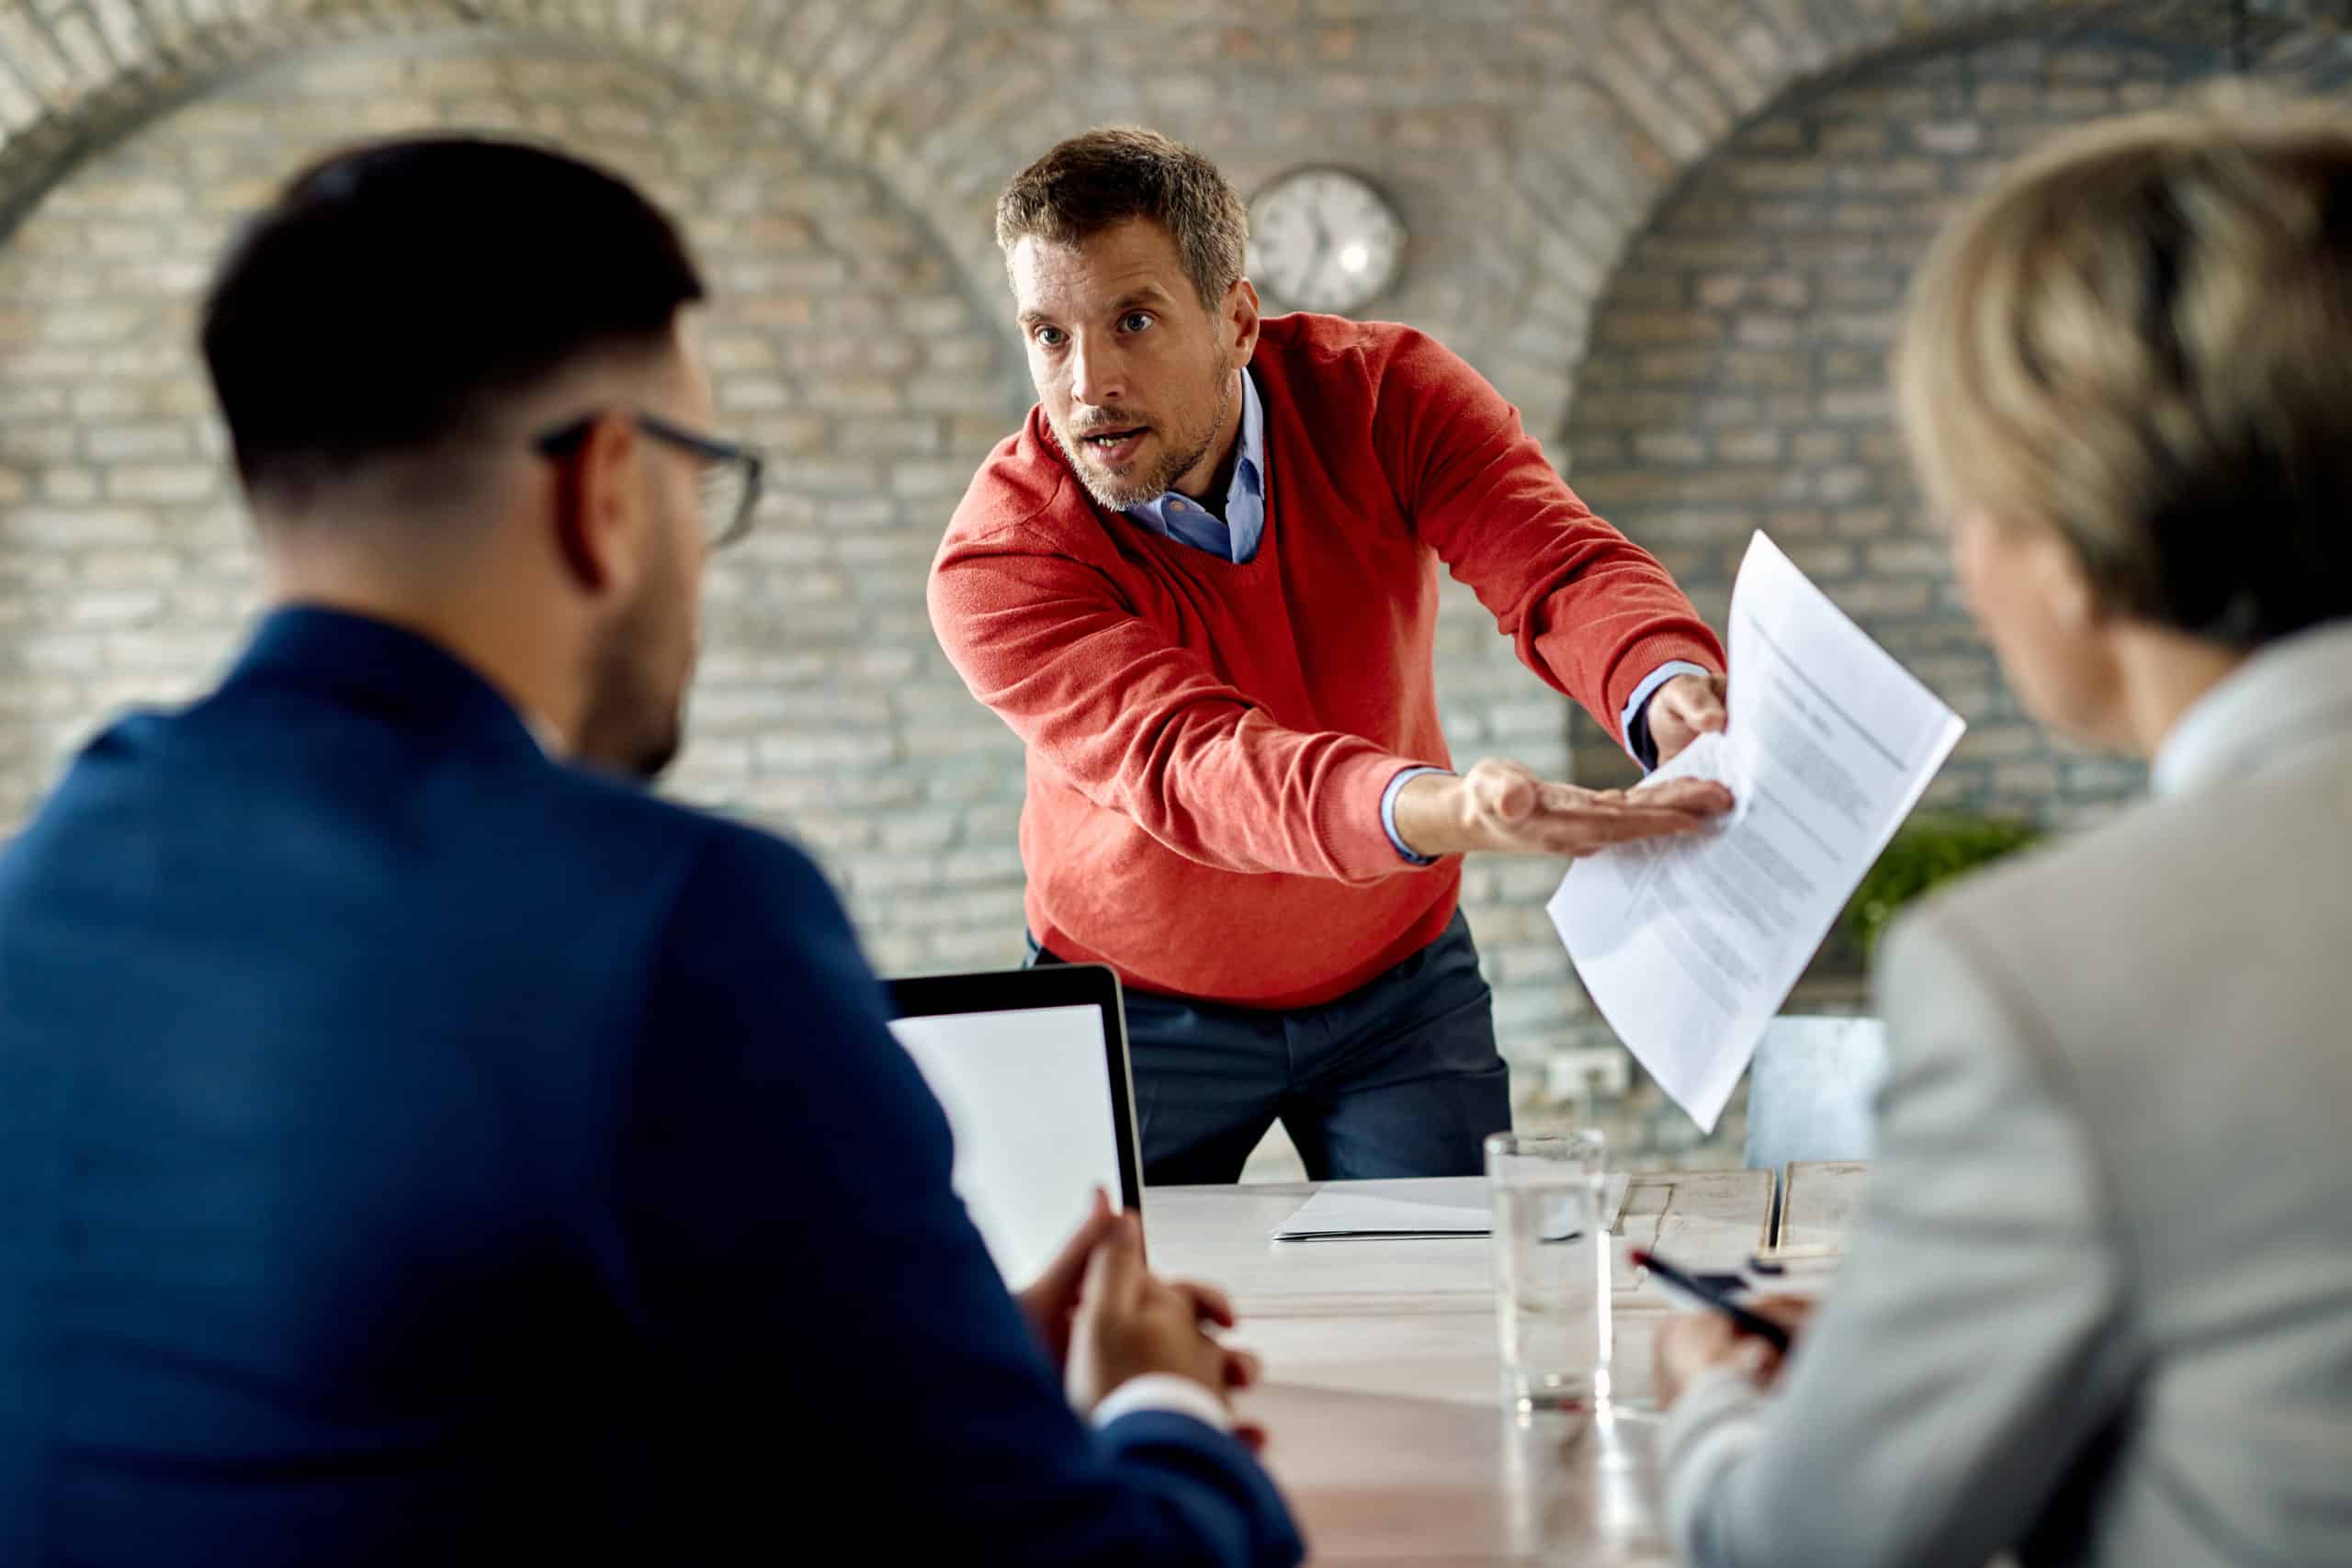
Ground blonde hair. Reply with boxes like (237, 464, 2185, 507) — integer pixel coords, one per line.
(1896, 91, 2352, 645)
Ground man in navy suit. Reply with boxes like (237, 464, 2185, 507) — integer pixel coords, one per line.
(0, 137, 1302, 1566)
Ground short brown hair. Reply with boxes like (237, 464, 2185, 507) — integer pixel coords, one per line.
(995, 128, 1248, 311)
(1896, 91, 2352, 646)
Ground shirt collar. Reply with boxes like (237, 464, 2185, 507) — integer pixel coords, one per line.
(1236, 367, 1265, 502)
(517, 708, 567, 758)
(2151, 620, 2352, 797)
(1121, 370, 1263, 532)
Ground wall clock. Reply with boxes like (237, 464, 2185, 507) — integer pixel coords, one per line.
(1245, 166, 1406, 315)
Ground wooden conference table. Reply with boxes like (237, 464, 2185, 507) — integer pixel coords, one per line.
(1145, 1163, 1871, 1566)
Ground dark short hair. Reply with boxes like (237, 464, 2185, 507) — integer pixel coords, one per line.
(201, 135, 705, 502)
(994, 127, 1247, 311)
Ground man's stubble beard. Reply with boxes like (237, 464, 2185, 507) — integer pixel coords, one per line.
(1057, 358, 1234, 512)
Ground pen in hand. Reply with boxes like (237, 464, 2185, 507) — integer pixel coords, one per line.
(1629, 1246, 1792, 1352)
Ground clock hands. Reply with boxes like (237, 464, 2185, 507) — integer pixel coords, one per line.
(1250, 169, 1400, 312)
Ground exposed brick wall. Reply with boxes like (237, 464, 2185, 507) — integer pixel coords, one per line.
(1568, 28, 2271, 834)
(0, 3, 2335, 1177)
(0, 34, 1033, 979)
(1539, 20, 2352, 1168)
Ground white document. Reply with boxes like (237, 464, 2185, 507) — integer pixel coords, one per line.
(1549, 532, 1965, 1132)
(1272, 1173, 1631, 1241)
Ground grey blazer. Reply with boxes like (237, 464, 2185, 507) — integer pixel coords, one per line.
(1664, 621, 2352, 1568)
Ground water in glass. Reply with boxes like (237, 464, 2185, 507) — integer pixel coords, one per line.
(1488, 1132, 1611, 1412)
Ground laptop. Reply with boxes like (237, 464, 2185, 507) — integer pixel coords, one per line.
(884, 964, 1144, 1290)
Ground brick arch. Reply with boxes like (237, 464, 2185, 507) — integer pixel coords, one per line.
(0, 20, 1059, 974)
(0, 1, 2171, 434)
(9, 0, 2340, 1164)
(1557, 3, 2352, 823)
(4, 1, 2344, 436)
(1500, 0, 2351, 442)
(0, 0, 1046, 331)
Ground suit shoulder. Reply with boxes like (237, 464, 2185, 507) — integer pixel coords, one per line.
(1879, 812, 2146, 1015)
(523, 761, 836, 913)
(577, 778, 880, 1018)
(573, 770, 831, 895)
(1881, 769, 2342, 1075)
(1902, 772, 2313, 959)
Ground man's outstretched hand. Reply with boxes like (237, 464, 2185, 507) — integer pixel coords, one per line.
(1392, 758, 1732, 861)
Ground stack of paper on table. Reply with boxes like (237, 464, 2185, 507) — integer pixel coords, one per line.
(1548, 532, 1965, 1132)
(1272, 1174, 1632, 1241)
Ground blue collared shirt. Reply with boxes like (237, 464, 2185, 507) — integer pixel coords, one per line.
(1118, 372, 1705, 863)
(1120, 371, 1267, 564)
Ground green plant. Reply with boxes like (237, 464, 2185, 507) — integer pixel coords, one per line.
(1840, 814, 2043, 959)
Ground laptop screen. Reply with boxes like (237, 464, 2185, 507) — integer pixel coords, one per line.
(885, 969, 1137, 1290)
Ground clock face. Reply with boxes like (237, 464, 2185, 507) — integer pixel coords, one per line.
(1246, 167, 1405, 315)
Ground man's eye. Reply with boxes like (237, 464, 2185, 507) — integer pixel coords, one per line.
(1121, 312, 1154, 333)
(1033, 325, 1066, 348)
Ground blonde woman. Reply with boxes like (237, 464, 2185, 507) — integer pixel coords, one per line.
(1653, 96, 2352, 1568)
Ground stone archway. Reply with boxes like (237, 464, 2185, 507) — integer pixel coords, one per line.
(0, 17, 1046, 974)
(1516, 0, 2352, 1160)
(1560, 2, 2352, 817)
(4, 0, 2341, 1161)
(1497, 0, 2352, 440)
(0, 0, 2340, 441)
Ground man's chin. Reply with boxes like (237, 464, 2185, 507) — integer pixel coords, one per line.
(1059, 435, 1160, 507)
(1076, 476, 1156, 509)
(1073, 457, 1176, 510)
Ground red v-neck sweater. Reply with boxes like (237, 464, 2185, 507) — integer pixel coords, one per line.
(930, 312, 1724, 1009)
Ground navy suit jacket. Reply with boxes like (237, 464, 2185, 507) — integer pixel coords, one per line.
(0, 608, 1302, 1566)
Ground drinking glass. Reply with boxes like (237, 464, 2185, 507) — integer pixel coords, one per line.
(1487, 1130, 1611, 1412)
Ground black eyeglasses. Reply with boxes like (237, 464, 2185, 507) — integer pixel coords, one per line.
(533, 411, 765, 549)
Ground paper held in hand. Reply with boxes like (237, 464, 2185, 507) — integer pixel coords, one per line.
(1548, 532, 1965, 1132)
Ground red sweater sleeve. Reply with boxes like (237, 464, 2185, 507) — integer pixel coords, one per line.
(928, 527, 1426, 885)
(1370, 330, 1724, 743)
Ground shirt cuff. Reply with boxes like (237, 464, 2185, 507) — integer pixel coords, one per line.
(1379, 765, 1453, 865)
(1090, 1374, 1233, 1434)
(1621, 660, 1716, 773)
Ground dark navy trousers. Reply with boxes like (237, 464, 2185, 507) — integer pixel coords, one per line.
(1029, 910, 1513, 1184)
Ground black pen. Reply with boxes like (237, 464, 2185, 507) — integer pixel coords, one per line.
(1628, 1247, 1792, 1352)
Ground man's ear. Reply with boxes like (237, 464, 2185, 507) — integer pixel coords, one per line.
(1225, 277, 1261, 367)
(550, 412, 642, 597)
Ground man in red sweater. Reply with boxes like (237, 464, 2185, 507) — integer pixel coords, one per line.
(930, 130, 1733, 1183)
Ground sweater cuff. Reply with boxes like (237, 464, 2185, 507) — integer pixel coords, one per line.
(1380, 765, 1453, 864)
(1606, 634, 1724, 748)
(1621, 660, 1715, 773)
(1317, 750, 1436, 883)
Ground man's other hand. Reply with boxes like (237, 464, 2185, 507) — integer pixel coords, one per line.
(1068, 1213, 1257, 1421)
(1017, 1187, 1120, 1371)
(1646, 671, 1729, 766)
(1393, 758, 1732, 860)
